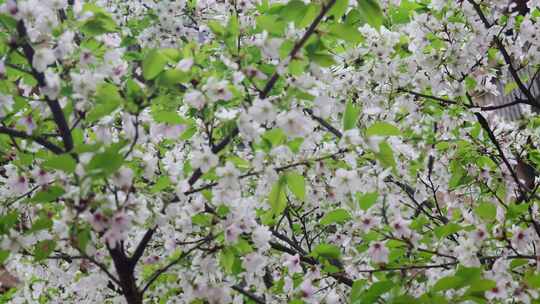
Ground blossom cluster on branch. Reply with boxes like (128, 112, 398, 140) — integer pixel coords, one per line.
(0, 0, 540, 303)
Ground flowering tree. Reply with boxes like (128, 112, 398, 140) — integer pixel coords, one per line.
(1, 0, 540, 303)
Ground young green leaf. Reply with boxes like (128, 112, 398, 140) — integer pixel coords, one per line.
(268, 176, 288, 216)
(286, 172, 305, 201)
(320, 209, 351, 226)
(365, 122, 401, 137)
(343, 100, 360, 130)
(42, 155, 77, 173)
(143, 49, 169, 80)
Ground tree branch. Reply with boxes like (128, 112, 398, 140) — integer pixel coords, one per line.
(0, 126, 64, 154)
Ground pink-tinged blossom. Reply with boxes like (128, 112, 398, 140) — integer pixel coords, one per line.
(216, 162, 240, 188)
(0, 94, 13, 118)
(89, 212, 109, 232)
(248, 98, 276, 124)
(242, 252, 267, 282)
(32, 48, 56, 72)
(224, 223, 242, 244)
(7, 175, 28, 195)
(203, 77, 233, 101)
(454, 237, 480, 267)
(486, 283, 508, 301)
(177, 58, 194, 71)
(0, 59, 5, 78)
(252, 225, 272, 251)
(31, 168, 52, 186)
(111, 167, 134, 190)
(330, 169, 361, 194)
(283, 253, 302, 274)
(184, 90, 206, 110)
(391, 217, 412, 239)
(0, 0, 19, 19)
(511, 227, 534, 252)
(18, 116, 36, 135)
(357, 212, 380, 232)
(299, 280, 316, 301)
(368, 241, 389, 264)
(42, 69, 61, 100)
(276, 110, 314, 138)
(469, 226, 488, 243)
(191, 147, 219, 173)
(313, 94, 334, 119)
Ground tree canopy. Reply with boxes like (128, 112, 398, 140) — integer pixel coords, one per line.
(0, 0, 540, 303)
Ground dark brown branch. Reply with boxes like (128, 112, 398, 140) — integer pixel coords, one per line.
(474, 112, 527, 196)
(129, 228, 156, 266)
(140, 236, 212, 294)
(467, 0, 539, 107)
(357, 262, 458, 273)
(15, 20, 73, 153)
(269, 241, 353, 287)
(0, 126, 64, 154)
(231, 285, 266, 304)
(400, 89, 536, 111)
(304, 108, 343, 138)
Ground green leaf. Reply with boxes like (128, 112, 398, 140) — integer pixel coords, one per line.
(86, 145, 124, 177)
(433, 276, 464, 292)
(358, 281, 395, 304)
(280, 1, 308, 25)
(157, 69, 190, 86)
(34, 240, 56, 262)
(388, 0, 421, 24)
(357, 0, 384, 29)
(143, 49, 169, 80)
(286, 172, 305, 201)
(329, 0, 349, 19)
(42, 154, 77, 173)
(311, 243, 341, 259)
(256, 15, 287, 35)
(365, 122, 401, 137)
(298, 4, 319, 27)
(207, 20, 225, 36)
(328, 23, 364, 43)
(504, 81, 518, 95)
(29, 216, 53, 232)
(0, 250, 9, 264)
(357, 192, 379, 210)
(80, 12, 117, 36)
(31, 186, 65, 203)
(0, 212, 19, 235)
(434, 223, 462, 239)
(474, 202, 497, 222)
(507, 202, 529, 219)
(151, 176, 171, 193)
(350, 280, 366, 303)
(343, 100, 360, 130)
(320, 209, 351, 226)
(192, 213, 213, 226)
(309, 53, 336, 67)
(151, 109, 187, 125)
(376, 141, 396, 168)
(268, 176, 287, 216)
(467, 279, 496, 292)
(219, 247, 242, 274)
(525, 273, 540, 288)
(87, 83, 124, 123)
(76, 227, 92, 252)
(262, 128, 287, 148)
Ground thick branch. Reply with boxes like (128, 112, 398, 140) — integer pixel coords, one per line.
(467, 0, 539, 107)
(15, 20, 73, 152)
(474, 112, 526, 195)
(0, 126, 64, 154)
